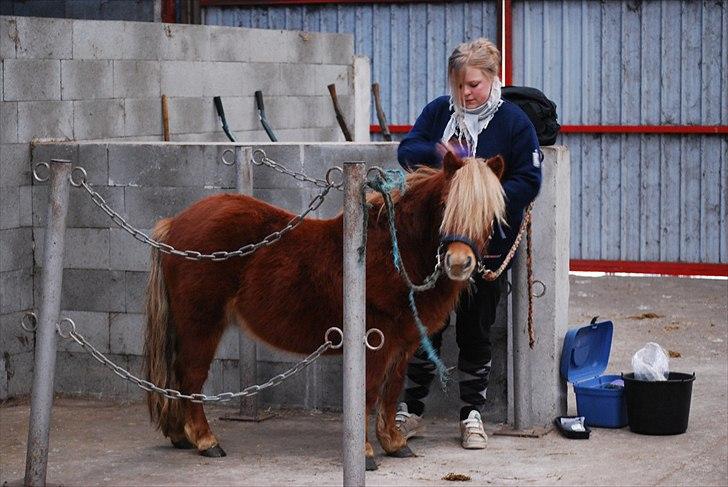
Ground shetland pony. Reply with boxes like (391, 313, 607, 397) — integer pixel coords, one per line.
(143, 151, 506, 465)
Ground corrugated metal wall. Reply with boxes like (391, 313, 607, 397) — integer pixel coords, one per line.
(204, 1, 727, 264)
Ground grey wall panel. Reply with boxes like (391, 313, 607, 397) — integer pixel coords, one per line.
(2, 0, 156, 21)
(205, 2, 499, 126)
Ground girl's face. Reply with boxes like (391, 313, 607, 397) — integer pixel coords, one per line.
(456, 67, 493, 109)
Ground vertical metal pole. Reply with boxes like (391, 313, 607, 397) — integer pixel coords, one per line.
(342, 162, 366, 487)
(236, 147, 258, 418)
(24, 159, 72, 487)
(510, 242, 530, 430)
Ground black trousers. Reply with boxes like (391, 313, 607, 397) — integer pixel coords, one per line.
(403, 275, 502, 420)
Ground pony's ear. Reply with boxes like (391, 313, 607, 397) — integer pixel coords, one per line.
(443, 150, 465, 178)
(485, 155, 505, 180)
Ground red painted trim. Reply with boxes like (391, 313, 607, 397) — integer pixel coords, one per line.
(570, 260, 728, 277)
(162, 0, 176, 23)
(503, 0, 513, 86)
(561, 125, 728, 135)
(372, 124, 728, 135)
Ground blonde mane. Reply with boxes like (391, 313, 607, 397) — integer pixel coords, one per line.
(440, 157, 506, 244)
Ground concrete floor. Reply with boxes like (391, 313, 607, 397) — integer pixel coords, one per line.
(1, 275, 726, 486)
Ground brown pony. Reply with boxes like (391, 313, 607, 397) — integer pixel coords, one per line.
(143, 151, 506, 465)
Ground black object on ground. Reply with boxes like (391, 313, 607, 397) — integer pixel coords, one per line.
(623, 371, 695, 435)
(554, 416, 591, 439)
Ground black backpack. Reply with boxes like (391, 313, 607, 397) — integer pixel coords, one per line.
(502, 86, 560, 146)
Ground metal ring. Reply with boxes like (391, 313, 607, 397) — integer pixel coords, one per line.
(21, 312, 37, 333)
(325, 166, 344, 188)
(33, 162, 50, 182)
(325, 326, 343, 349)
(532, 280, 546, 298)
(366, 166, 386, 180)
(364, 328, 385, 351)
(251, 148, 266, 166)
(56, 317, 76, 339)
(69, 166, 87, 187)
(505, 280, 512, 296)
(221, 148, 236, 166)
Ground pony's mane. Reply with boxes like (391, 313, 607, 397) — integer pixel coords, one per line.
(440, 157, 506, 244)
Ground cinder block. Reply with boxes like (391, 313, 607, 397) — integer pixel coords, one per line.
(72, 19, 125, 60)
(160, 61, 205, 97)
(61, 60, 114, 100)
(6, 351, 33, 398)
(77, 143, 110, 186)
(109, 312, 144, 355)
(113, 61, 161, 98)
(55, 351, 129, 398)
(34, 227, 110, 269)
(0, 186, 19, 229)
(0, 18, 18, 60)
(245, 29, 300, 64)
(318, 359, 343, 410)
(56, 310, 110, 353)
(203, 359, 223, 396)
(274, 127, 343, 143)
(0, 268, 33, 314)
(294, 31, 354, 66)
(266, 96, 337, 130)
(202, 62, 244, 98)
(1, 102, 19, 143)
(208, 26, 252, 63)
(302, 143, 398, 173)
(198, 144, 237, 189)
(214, 326, 240, 360)
(124, 98, 163, 137)
(248, 144, 307, 190)
(216, 96, 258, 132)
(124, 271, 147, 313)
(256, 340, 301, 363)
(32, 184, 124, 228)
(17, 100, 73, 142)
(159, 24, 210, 61)
(121, 22, 162, 60)
(257, 360, 307, 409)
(109, 228, 151, 272)
(125, 355, 146, 401)
(237, 63, 282, 97)
(0, 356, 7, 400)
(0, 311, 35, 356)
(73, 99, 125, 140)
(123, 186, 210, 228)
(166, 97, 217, 135)
(3, 59, 61, 101)
(108, 143, 206, 187)
(12, 16, 73, 59)
(59, 268, 126, 313)
(19, 185, 32, 227)
(220, 359, 240, 396)
(0, 227, 32, 272)
(305, 186, 342, 220)
(279, 64, 349, 97)
(31, 142, 77, 168)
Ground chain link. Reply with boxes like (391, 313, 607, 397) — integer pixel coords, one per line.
(76, 176, 333, 261)
(53, 316, 342, 403)
(252, 149, 344, 191)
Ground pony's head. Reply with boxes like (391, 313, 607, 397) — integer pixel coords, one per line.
(439, 151, 506, 281)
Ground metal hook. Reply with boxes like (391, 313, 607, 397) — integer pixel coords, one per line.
(33, 162, 50, 182)
(21, 312, 37, 333)
(221, 148, 236, 166)
(325, 326, 344, 349)
(364, 328, 385, 351)
(56, 317, 76, 339)
(69, 166, 88, 187)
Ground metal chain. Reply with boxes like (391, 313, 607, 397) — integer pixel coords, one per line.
(28, 313, 343, 404)
(70, 166, 335, 261)
(252, 149, 344, 191)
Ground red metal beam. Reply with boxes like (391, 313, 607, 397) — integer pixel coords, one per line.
(371, 124, 728, 135)
(570, 260, 728, 277)
(503, 0, 513, 85)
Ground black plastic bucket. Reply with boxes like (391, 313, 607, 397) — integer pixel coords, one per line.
(623, 372, 695, 435)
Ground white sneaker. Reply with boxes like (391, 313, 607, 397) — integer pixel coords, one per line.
(460, 410, 487, 449)
(395, 402, 424, 439)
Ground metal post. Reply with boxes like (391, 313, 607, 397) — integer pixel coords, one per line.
(510, 243, 530, 431)
(24, 159, 72, 487)
(342, 162, 366, 486)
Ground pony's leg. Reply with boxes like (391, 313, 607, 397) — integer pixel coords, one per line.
(376, 352, 414, 457)
(176, 328, 226, 457)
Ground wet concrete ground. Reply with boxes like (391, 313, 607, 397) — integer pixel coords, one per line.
(1, 275, 726, 486)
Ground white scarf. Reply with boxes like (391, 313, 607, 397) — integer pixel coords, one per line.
(442, 76, 504, 157)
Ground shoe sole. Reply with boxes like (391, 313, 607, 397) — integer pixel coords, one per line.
(461, 442, 487, 449)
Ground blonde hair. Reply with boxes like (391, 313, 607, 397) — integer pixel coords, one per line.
(448, 38, 501, 106)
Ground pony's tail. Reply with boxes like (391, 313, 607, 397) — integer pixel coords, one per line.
(142, 218, 182, 437)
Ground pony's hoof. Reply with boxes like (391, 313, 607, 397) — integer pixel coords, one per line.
(365, 456, 378, 471)
(200, 445, 227, 458)
(171, 438, 195, 449)
(387, 445, 416, 458)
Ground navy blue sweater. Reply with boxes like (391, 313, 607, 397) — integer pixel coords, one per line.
(397, 95, 541, 269)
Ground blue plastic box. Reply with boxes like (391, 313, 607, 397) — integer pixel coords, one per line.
(560, 319, 627, 428)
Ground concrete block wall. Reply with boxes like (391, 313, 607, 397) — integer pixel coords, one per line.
(0, 15, 371, 399)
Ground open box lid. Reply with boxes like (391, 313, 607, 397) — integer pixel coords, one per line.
(560, 317, 614, 384)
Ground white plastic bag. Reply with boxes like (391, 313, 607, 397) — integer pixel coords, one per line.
(632, 342, 669, 381)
